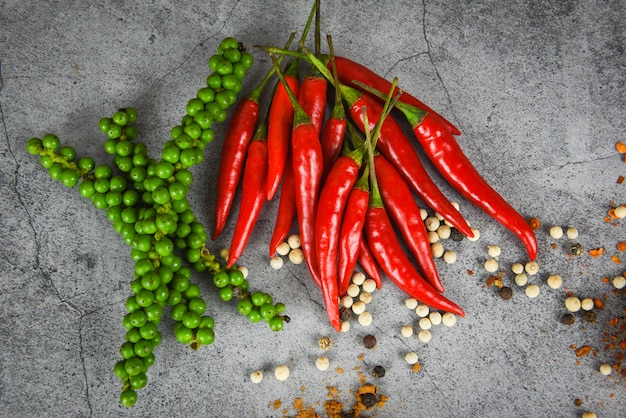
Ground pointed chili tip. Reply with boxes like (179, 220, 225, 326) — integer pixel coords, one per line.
(331, 318, 342, 332)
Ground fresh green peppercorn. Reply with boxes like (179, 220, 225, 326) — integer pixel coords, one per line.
(195, 327, 215, 345)
(120, 389, 138, 408)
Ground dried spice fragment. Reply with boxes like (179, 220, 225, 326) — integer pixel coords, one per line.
(575, 345, 592, 357)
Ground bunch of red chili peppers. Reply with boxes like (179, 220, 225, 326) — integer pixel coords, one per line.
(211, 1, 538, 332)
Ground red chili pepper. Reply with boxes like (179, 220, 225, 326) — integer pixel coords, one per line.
(365, 204, 464, 316)
(296, 47, 473, 238)
(364, 150, 464, 316)
(396, 103, 538, 260)
(320, 35, 347, 180)
(212, 33, 295, 240)
(270, 54, 339, 330)
(269, 149, 296, 256)
(266, 59, 300, 201)
(212, 81, 262, 240)
(358, 235, 382, 289)
(315, 151, 363, 300)
(342, 87, 474, 238)
(337, 166, 370, 296)
(226, 115, 269, 269)
(374, 153, 443, 292)
(298, 66, 327, 134)
(329, 55, 462, 137)
(265, 0, 317, 201)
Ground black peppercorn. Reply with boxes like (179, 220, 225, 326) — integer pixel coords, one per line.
(340, 306, 352, 322)
(498, 286, 513, 300)
(361, 393, 377, 408)
(363, 334, 377, 349)
(582, 311, 597, 323)
(560, 313, 576, 325)
(372, 365, 386, 378)
(449, 228, 465, 242)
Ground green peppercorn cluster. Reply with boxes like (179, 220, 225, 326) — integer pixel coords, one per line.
(25, 37, 287, 408)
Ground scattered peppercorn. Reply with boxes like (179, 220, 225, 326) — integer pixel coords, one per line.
(498, 286, 513, 300)
(561, 313, 576, 325)
(363, 334, 377, 349)
(318, 336, 333, 351)
(449, 228, 465, 242)
(582, 311, 597, 323)
(570, 243, 585, 256)
(574, 398, 583, 407)
(339, 306, 352, 322)
(372, 365, 386, 378)
(360, 392, 377, 408)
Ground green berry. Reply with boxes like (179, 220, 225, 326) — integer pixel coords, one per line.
(212, 271, 229, 288)
(124, 356, 144, 376)
(195, 327, 214, 346)
(269, 316, 284, 332)
(113, 110, 129, 126)
(120, 389, 138, 407)
(129, 372, 148, 390)
(42, 133, 60, 150)
(188, 297, 206, 315)
(175, 325, 194, 344)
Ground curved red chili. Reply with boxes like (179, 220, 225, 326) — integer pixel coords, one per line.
(226, 128, 268, 269)
(329, 55, 462, 137)
(269, 149, 297, 256)
(337, 168, 369, 296)
(410, 112, 538, 260)
(374, 154, 443, 292)
(270, 54, 339, 330)
(341, 86, 474, 238)
(212, 95, 259, 240)
(315, 153, 362, 300)
(266, 59, 300, 201)
(213, 34, 296, 240)
(365, 205, 464, 316)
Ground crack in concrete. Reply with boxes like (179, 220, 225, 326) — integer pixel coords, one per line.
(1, 62, 94, 415)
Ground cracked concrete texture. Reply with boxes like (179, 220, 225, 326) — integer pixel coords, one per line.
(1, 0, 625, 417)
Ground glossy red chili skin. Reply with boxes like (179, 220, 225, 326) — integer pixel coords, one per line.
(337, 187, 369, 296)
(267, 75, 300, 201)
(414, 114, 538, 261)
(321, 117, 347, 181)
(374, 154, 444, 293)
(298, 75, 328, 134)
(226, 140, 268, 268)
(365, 207, 465, 316)
(315, 156, 360, 299)
(213, 98, 259, 239)
(330, 55, 462, 137)
(293, 123, 340, 331)
(358, 235, 382, 289)
(269, 151, 296, 256)
(291, 123, 324, 287)
(345, 91, 473, 238)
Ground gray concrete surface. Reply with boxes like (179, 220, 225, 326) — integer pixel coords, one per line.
(1, 0, 625, 417)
